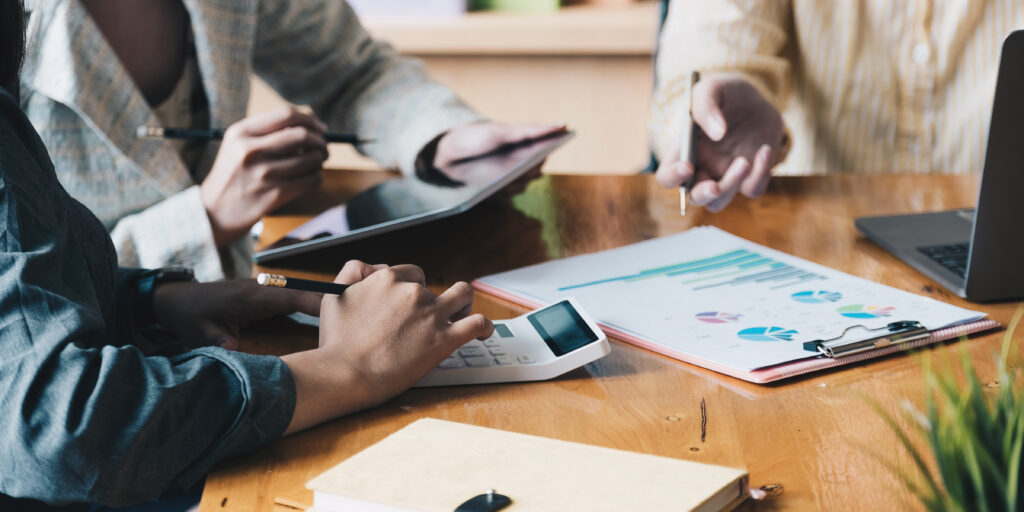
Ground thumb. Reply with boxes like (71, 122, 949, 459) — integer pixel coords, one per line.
(335, 260, 387, 285)
(691, 80, 727, 141)
(217, 336, 239, 351)
(494, 123, 567, 145)
(199, 322, 239, 349)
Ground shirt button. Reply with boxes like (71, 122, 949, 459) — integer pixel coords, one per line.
(912, 43, 931, 64)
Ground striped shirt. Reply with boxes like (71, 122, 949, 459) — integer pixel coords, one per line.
(650, 0, 1024, 175)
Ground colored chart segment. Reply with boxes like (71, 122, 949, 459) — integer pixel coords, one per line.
(558, 249, 825, 291)
(695, 311, 742, 324)
(737, 326, 799, 342)
(791, 290, 843, 303)
(837, 304, 895, 319)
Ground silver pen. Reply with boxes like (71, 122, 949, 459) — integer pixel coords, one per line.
(679, 70, 700, 216)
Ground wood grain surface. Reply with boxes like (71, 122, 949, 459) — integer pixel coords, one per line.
(200, 170, 1021, 511)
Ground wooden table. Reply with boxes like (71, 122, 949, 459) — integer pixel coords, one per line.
(200, 171, 1021, 511)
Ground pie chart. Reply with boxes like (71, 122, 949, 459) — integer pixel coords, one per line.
(737, 326, 799, 342)
(837, 304, 895, 319)
(791, 290, 843, 304)
(695, 311, 742, 324)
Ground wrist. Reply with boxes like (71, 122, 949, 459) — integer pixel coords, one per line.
(200, 185, 233, 248)
(414, 132, 462, 187)
(136, 267, 196, 334)
(281, 348, 373, 435)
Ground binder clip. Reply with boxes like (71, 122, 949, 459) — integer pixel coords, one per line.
(802, 320, 930, 358)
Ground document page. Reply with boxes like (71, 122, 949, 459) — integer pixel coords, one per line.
(477, 227, 985, 371)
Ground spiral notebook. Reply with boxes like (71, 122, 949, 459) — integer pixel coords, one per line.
(473, 227, 999, 384)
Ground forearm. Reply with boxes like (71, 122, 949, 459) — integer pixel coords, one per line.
(0, 343, 294, 506)
(280, 348, 372, 436)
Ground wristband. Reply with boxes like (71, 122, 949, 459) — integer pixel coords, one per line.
(135, 267, 196, 332)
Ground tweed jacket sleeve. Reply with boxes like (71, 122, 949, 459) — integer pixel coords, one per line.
(252, 0, 485, 175)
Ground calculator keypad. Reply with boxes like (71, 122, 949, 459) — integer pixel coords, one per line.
(436, 323, 534, 370)
(458, 346, 485, 357)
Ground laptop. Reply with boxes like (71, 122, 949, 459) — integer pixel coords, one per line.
(855, 30, 1024, 302)
(254, 131, 574, 263)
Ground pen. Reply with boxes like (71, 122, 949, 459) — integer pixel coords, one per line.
(256, 273, 349, 295)
(679, 70, 700, 216)
(136, 126, 372, 145)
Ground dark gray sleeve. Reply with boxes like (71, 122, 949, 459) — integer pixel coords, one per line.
(0, 274, 296, 507)
(0, 148, 295, 506)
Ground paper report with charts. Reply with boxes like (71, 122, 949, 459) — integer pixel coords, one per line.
(474, 227, 997, 383)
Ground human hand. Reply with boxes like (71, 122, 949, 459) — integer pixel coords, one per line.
(281, 261, 494, 434)
(152, 278, 323, 350)
(200, 106, 329, 247)
(431, 121, 567, 191)
(655, 74, 785, 212)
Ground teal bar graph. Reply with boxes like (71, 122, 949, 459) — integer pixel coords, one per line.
(557, 249, 825, 291)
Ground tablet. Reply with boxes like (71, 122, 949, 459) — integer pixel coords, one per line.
(253, 131, 574, 262)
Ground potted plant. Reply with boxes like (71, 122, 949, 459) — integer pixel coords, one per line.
(872, 308, 1024, 511)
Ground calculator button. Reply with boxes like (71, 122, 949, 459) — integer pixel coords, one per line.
(495, 355, 514, 365)
(461, 341, 483, 350)
(495, 324, 514, 338)
(516, 355, 534, 364)
(463, 355, 494, 367)
(483, 339, 500, 347)
(488, 347, 506, 356)
(458, 347, 485, 357)
(437, 357, 464, 369)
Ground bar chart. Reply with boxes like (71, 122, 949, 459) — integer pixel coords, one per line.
(558, 248, 825, 292)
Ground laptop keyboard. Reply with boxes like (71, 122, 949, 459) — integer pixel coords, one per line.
(917, 243, 970, 278)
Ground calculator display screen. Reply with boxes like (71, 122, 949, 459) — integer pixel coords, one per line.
(527, 301, 599, 356)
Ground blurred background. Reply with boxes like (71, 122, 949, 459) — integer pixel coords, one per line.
(249, 0, 658, 174)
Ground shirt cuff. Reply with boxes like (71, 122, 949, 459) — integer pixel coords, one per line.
(392, 100, 484, 176)
(113, 185, 237, 282)
(169, 348, 296, 488)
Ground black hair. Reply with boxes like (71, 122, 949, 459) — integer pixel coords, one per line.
(1, 0, 26, 91)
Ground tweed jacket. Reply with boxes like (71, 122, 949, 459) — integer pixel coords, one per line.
(20, 0, 482, 281)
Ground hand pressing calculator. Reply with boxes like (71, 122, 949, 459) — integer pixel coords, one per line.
(413, 298, 610, 387)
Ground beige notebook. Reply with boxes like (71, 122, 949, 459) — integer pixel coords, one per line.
(306, 418, 748, 512)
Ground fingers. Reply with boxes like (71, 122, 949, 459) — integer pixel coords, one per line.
(691, 79, 727, 141)
(248, 281, 323, 318)
(447, 313, 495, 343)
(267, 170, 323, 209)
(250, 126, 328, 161)
(386, 264, 427, 286)
(655, 159, 695, 189)
(288, 289, 323, 317)
(699, 156, 751, 212)
(261, 151, 325, 181)
(436, 281, 475, 321)
(235, 106, 326, 137)
(740, 144, 774, 199)
(335, 260, 388, 285)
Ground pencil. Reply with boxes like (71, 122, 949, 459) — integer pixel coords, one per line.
(136, 126, 372, 145)
(256, 273, 349, 295)
(679, 70, 700, 216)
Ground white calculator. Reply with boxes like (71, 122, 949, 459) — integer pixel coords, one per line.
(413, 298, 610, 387)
